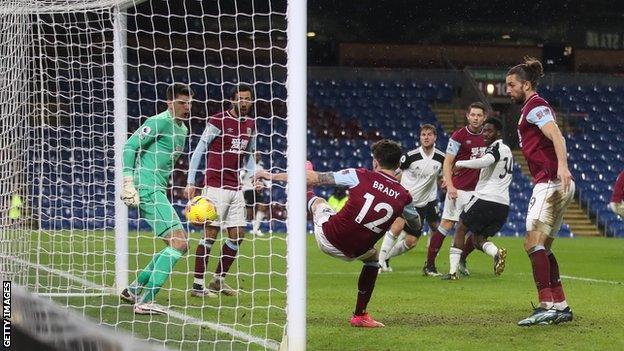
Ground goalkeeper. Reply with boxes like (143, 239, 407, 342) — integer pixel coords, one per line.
(119, 83, 193, 315)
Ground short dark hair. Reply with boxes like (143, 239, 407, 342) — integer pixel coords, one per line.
(230, 84, 254, 100)
(468, 101, 487, 114)
(166, 83, 194, 101)
(484, 117, 503, 132)
(507, 56, 544, 90)
(420, 123, 437, 136)
(371, 139, 402, 170)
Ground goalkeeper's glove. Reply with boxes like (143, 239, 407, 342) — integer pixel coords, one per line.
(121, 176, 140, 207)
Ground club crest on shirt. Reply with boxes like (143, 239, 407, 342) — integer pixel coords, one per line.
(247, 127, 252, 135)
(226, 127, 234, 133)
(139, 126, 151, 139)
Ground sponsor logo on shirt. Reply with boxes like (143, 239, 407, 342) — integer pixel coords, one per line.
(139, 126, 151, 139)
(230, 138, 249, 152)
(470, 147, 487, 159)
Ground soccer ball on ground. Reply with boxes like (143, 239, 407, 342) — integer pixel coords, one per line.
(185, 196, 218, 224)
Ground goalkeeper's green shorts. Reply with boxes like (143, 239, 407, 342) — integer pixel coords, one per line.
(138, 189, 183, 237)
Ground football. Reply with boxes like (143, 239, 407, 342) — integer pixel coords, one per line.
(185, 196, 218, 224)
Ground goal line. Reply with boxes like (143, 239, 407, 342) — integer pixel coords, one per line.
(3, 254, 281, 350)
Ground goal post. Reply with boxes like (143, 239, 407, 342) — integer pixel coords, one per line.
(0, 0, 306, 349)
(285, 0, 307, 349)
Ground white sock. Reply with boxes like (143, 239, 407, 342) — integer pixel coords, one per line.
(253, 210, 265, 233)
(379, 231, 397, 262)
(449, 247, 462, 274)
(388, 239, 413, 258)
(482, 241, 499, 258)
(554, 301, 569, 310)
(396, 230, 407, 242)
(193, 278, 204, 286)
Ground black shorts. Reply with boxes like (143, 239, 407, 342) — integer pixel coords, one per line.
(460, 197, 509, 238)
(404, 200, 440, 238)
(244, 189, 265, 207)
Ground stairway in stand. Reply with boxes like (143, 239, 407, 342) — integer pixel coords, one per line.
(511, 150, 602, 236)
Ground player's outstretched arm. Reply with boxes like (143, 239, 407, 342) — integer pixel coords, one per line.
(256, 170, 335, 186)
(455, 153, 496, 170)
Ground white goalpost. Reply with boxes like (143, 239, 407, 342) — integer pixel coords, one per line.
(0, 0, 306, 350)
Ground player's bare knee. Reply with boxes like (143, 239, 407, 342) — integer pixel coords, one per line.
(439, 219, 454, 232)
(524, 230, 546, 252)
(404, 235, 417, 248)
(204, 226, 219, 239)
(228, 227, 246, 240)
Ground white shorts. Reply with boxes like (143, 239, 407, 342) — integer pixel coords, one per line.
(312, 202, 375, 262)
(441, 190, 474, 222)
(525, 180, 575, 237)
(202, 187, 246, 228)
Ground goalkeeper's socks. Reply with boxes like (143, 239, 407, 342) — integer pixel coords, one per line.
(448, 247, 462, 275)
(194, 238, 215, 280)
(135, 252, 162, 290)
(482, 241, 499, 258)
(215, 239, 242, 277)
(139, 246, 183, 303)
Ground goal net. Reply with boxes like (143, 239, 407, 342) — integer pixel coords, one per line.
(0, 0, 303, 350)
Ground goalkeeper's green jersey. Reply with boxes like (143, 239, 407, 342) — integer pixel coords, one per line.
(123, 110, 188, 190)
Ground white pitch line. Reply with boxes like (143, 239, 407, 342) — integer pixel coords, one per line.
(3, 255, 280, 349)
(310, 271, 624, 285)
(165, 309, 280, 351)
(560, 275, 622, 285)
(3, 255, 115, 293)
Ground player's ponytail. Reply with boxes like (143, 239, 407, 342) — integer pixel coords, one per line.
(507, 56, 544, 90)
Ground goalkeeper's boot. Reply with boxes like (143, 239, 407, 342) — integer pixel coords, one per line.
(120, 288, 137, 304)
(440, 272, 459, 281)
(517, 306, 558, 326)
(422, 264, 442, 277)
(494, 248, 507, 276)
(190, 283, 217, 298)
(458, 258, 470, 276)
(554, 307, 574, 324)
(379, 259, 392, 273)
(134, 301, 167, 315)
(209, 276, 238, 296)
(350, 312, 385, 328)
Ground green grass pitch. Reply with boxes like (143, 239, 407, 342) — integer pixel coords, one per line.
(28, 231, 624, 350)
